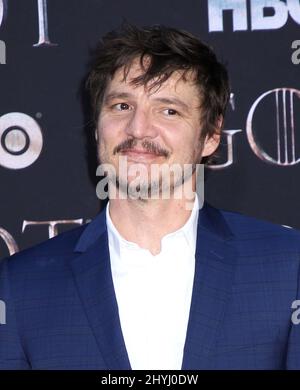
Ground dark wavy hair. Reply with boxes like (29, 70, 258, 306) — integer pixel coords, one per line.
(86, 23, 230, 163)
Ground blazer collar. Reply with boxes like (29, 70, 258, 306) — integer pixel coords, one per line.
(74, 201, 234, 254)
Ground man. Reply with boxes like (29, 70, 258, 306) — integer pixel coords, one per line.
(0, 23, 300, 370)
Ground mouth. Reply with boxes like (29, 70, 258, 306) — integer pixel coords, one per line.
(119, 149, 163, 162)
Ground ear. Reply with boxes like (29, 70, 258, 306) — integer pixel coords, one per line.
(201, 116, 223, 157)
(94, 128, 98, 142)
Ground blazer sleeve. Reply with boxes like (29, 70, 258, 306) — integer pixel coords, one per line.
(0, 258, 31, 369)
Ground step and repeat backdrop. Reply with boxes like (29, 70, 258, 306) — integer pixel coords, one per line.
(0, 0, 299, 259)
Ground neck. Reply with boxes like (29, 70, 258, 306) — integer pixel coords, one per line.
(108, 177, 197, 256)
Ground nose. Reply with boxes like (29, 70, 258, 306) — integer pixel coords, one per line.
(125, 107, 158, 140)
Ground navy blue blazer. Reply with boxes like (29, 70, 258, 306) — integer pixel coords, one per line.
(0, 202, 300, 370)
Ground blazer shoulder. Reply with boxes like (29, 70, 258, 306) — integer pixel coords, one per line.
(219, 206, 299, 234)
(1, 222, 89, 272)
(216, 206, 300, 251)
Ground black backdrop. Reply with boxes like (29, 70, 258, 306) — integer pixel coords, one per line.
(0, 0, 299, 259)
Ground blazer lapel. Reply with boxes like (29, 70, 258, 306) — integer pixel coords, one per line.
(70, 208, 131, 370)
(182, 202, 237, 369)
(69, 201, 236, 370)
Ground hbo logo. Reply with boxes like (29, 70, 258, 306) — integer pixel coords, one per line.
(0, 112, 43, 169)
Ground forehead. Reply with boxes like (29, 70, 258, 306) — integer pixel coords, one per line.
(105, 58, 200, 101)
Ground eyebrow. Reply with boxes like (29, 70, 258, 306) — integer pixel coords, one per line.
(104, 92, 133, 104)
(103, 92, 191, 112)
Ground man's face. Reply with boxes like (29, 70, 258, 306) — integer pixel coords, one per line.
(96, 58, 219, 198)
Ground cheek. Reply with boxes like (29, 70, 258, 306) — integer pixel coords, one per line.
(98, 117, 113, 139)
(98, 119, 120, 148)
(97, 129, 114, 162)
(165, 119, 199, 146)
(168, 132, 195, 155)
(99, 113, 129, 139)
(176, 135, 201, 163)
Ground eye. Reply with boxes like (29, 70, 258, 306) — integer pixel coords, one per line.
(114, 102, 131, 111)
(163, 108, 178, 116)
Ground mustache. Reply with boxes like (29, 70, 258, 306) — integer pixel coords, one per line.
(113, 139, 170, 158)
